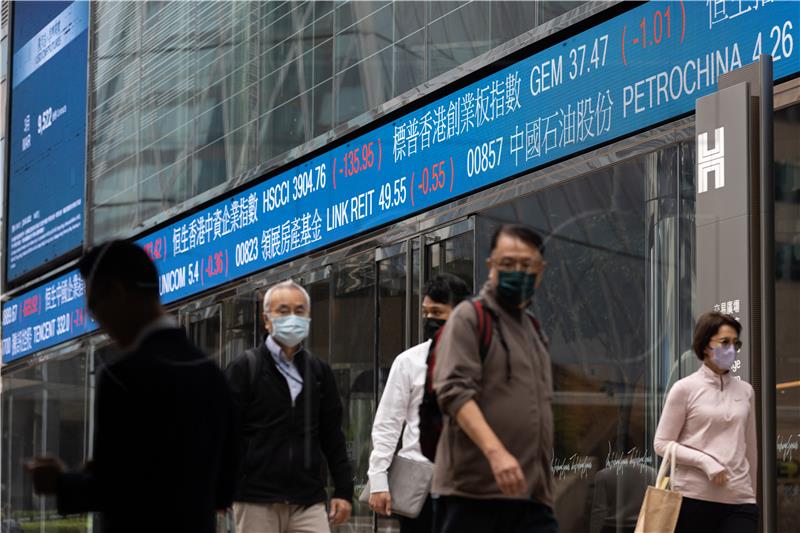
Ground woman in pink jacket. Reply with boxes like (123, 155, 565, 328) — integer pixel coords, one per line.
(654, 312, 758, 533)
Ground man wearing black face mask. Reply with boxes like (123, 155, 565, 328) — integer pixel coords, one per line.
(432, 224, 558, 533)
(366, 274, 469, 533)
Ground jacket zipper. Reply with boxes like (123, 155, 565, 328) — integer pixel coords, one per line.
(719, 374, 724, 391)
(288, 396, 295, 503)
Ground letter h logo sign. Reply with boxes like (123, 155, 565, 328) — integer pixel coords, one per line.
(697, 127, 725, 194)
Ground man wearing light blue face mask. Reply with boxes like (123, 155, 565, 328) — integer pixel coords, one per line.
(225, 280, 353, 533)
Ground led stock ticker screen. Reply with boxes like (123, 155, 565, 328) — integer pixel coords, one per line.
(5, 1, 89, 283)
(140, 0, 800, 306)
(4, 0, 800, 362)
(2, 271, 96, 364)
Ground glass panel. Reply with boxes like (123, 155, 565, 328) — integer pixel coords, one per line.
(306, 275, 332, 362)
(476, 148, 679, 532)
(335, 4, 393, 73)
(313, 78, 335, 139)
(411, 240, 421, 345)
(490, 1, 536, 48)
(335, 47, 393, 126)
(222, 295, 258, 369)
(540, 1, 584, 24)
(428, 2, 491, 80)
(184, 304, 222, 366)
(394, 30, 426, 98)
(774, 103, 800, 533)
(42, 355, 90, 532)
(426, 231, 475, 292)
(331, 252, 375, 530)
(90, 0, 594, 243)
(378, 252, 407, 372)
(2, 365, 45, 530)
(376, 251, 406, 533)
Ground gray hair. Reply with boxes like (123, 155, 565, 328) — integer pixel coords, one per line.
(263, 279, 311, 315)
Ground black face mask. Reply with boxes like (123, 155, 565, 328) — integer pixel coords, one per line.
(423, 318, 446, 341)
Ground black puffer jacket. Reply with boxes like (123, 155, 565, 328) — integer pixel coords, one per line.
(225, 340, 353, 504)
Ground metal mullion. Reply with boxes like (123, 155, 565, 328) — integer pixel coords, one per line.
(405, 237, 412, 350)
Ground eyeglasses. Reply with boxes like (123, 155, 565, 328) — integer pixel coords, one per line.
(711, 337, 743, 352)
(491, 258, 545, 273)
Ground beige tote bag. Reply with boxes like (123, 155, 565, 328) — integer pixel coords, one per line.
(634, 441, 683, 533)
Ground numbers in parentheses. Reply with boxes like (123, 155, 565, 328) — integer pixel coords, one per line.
(341, 142, 376, 178)
(205, 251, 225, 278)
(417, 161, 447, 196)
(72, 308, 84, 328)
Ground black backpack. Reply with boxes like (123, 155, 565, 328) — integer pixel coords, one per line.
(417, 298, 547, 462)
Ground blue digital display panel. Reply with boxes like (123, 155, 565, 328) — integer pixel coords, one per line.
(1, 270, 96, 363)
(4, 1, 800, 361)
(137, 0, 800, 306)
(5, 1, 89, 283)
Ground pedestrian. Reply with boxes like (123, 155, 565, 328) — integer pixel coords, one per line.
(366, 273, 470, 532)
(25, 241, 238, 533)
(225, 280, 353, 533)
(654, 311, 758, 533)
(432, 224, 558, 533)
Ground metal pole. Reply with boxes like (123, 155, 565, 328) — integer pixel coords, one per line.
(758, 54, 776, 533)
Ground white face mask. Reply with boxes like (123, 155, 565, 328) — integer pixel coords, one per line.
(269, 315, 310, 348)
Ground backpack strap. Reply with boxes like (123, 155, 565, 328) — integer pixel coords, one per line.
(244, 347, 263, 402)
(471, 298, 495, 363)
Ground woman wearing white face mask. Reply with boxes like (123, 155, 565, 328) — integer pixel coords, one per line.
(654, 312, 758, 533)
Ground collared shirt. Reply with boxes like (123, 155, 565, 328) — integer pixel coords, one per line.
(367, 339, 432, 493)
(266, 335, 303, 402)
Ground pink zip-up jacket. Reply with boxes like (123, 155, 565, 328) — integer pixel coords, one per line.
(654, 364, 757, 504)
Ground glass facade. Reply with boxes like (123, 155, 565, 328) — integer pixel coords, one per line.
(89, 1, 582, 242)
(3, 136, 697, 532)
(3, 1, 799, 532)
(475, 142, 697, 532)
(1, 353, 90, 532)
(774, 103, 800, 532)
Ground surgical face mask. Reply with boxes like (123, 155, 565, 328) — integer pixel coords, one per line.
(423, 317, 446, 341)
(711, 344, 736, 370)
(269, 315, 310, 348)
(496, 271, 537, 309)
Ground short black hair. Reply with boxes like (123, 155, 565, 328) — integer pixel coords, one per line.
(424, 273, 470, 307)
(78, 241, 160, 301)
(490, 224, 545, 254)
(692, 311, 742, 360)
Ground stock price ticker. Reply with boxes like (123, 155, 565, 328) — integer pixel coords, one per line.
(134, 0, 800, 306)
(1, 271, 96, 363)
(5, 0, 800, 364)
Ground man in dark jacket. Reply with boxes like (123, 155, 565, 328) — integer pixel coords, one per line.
(226, 279, 353, 533)
(25, 241, 237, 533)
